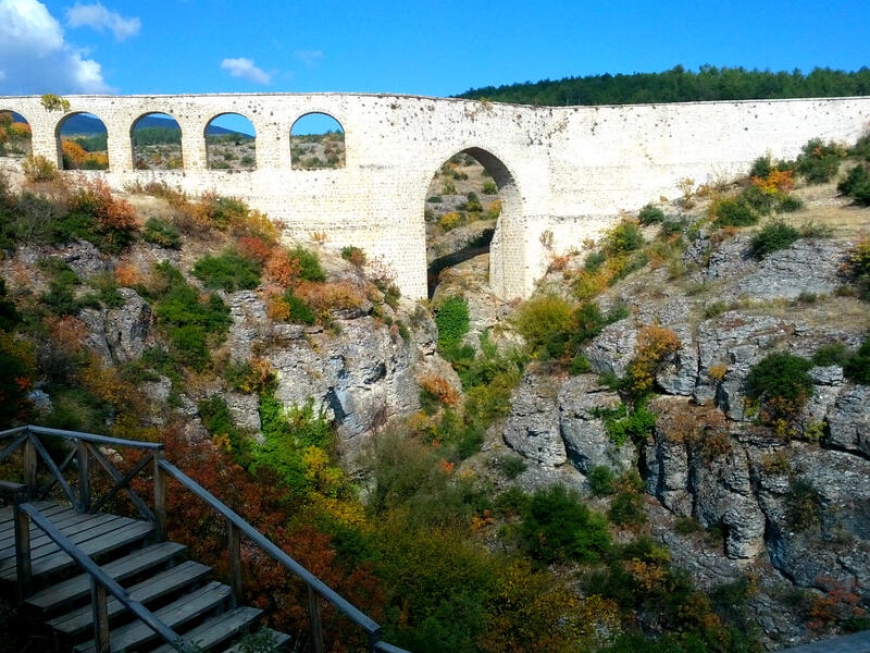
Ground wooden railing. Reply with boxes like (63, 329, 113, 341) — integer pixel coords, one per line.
(0, 480, 186, 652)
(0, 425, 411, 653)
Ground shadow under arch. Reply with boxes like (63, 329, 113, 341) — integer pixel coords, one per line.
(56, 111, 109, 170)
(423, 145, 524, 299)
(130, 112, 183, 170)
(290, 112, 345, 170)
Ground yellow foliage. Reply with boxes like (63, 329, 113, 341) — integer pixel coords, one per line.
(751, 168, 795, 194)
(627, 325, 681, 395)
(708, 363, 728, 382)
(438, 211, 463, 231)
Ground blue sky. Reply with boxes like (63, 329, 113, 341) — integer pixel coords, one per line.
(0, 0, 868, 99)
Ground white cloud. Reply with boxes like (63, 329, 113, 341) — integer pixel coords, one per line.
(295, 50, 323, 67)
(221, 57, 271, 85)
(0, 0, 112, 94)
(65, 2, 140, 41)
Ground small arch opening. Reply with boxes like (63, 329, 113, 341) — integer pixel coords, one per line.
(0, 110, 32, 158)
(131, 112, 183, 170)
(205, 113, 256, 170)
(290, 113, 345, 170)
(58, 112, 108, 170)
(424, 149, 509, 298)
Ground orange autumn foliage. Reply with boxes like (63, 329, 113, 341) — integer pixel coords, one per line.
(158, 425, 386, 651)
(264, 248, 302, 287)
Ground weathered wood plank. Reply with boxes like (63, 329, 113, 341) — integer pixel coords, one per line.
(0, 514, 141, 573)
(150, 606, 265, 653)
(73, 581, 232, 653)
(0, 520, 154, 581)
(26, 541, 187, 612)
(223, 627, 291, 653)
(49, 560, 212, 635)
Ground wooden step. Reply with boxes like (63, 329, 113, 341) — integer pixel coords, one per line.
(26, 541, 187, 613)
(150, 606, 265, 653)
(0, 518, 154, 581)
(1, 512, 127, 560)
(223, 628, 291, 653)
(74, 581, 233, 653)
(48, 560, 212, 636)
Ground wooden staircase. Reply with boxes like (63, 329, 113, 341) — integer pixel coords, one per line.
(0, 500, 290, 652)
(0, 425, 410, 653)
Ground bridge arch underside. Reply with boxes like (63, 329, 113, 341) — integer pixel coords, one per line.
(424, 146, 525, 299)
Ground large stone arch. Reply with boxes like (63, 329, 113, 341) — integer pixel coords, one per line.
(420, 145, 526, 298)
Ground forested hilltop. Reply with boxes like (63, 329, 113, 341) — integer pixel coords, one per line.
(456, 65, 870, 106)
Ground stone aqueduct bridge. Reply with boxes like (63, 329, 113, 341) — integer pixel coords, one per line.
(3, 93, 870, 299)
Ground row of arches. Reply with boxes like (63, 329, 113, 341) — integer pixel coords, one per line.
(0, 109, 345, 172)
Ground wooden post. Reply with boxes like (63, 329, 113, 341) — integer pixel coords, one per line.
(91, 578, 110, 653)
(153, 450, 166, 541)
(11, 486, 32, 601)
(308, 585, 325, 653)
(24, 435, 37, 500)
(228, 521, 242, 607)
(77, 439, 90, 513)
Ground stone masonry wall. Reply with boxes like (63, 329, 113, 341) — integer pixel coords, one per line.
(2, 93, 869, 299)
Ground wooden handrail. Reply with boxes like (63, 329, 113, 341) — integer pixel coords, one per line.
(8, 496, 189, 653)
(0, 426, 411, 653)
(157, 459, 385, 648)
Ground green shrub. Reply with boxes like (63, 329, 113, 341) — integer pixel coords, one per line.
(150, 263, 231, 370)
(199, 394, 253, 465)
(838, 163, 870, 206)
(740, 185, 775, 216)
(712, 198, 758, 227)
(659, 219, 684, 240)
(596, 403, 657, 447)
(290, 245, 326, 282)
(514, 295, 574, 359)
(192, 249, 262, 292)
(608, 489, 647, 527)
(778, 194, 805, 213)
(604, 221, 644, 255)
(745, 351, 814, 426)
(143, 217, 182, 249)
(283, 288, 316, 325)
(520, 484, 611, 564)
(495, 455, 527, 480)
(435, 295, 470, 352)
(812, 341, 851, 367)
(587, 465, 615, 497)
(795, 138, 843, 184)
(638, 203, 665, 225)
(749, 155, 773, 179)
(340, 245, 367, 266)
(786, 478, 821, 531)
(750, 220, 800, 259)
(584, 251, 606, 272)
(844, 334, 870, 384)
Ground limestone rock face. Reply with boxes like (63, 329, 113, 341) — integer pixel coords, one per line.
(78, 289, 152, 365)
(826, 385, 870, 456)
(502, 372, 635, 477)
(559, 375, 634, 474)
(503, 374, 566, 467)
